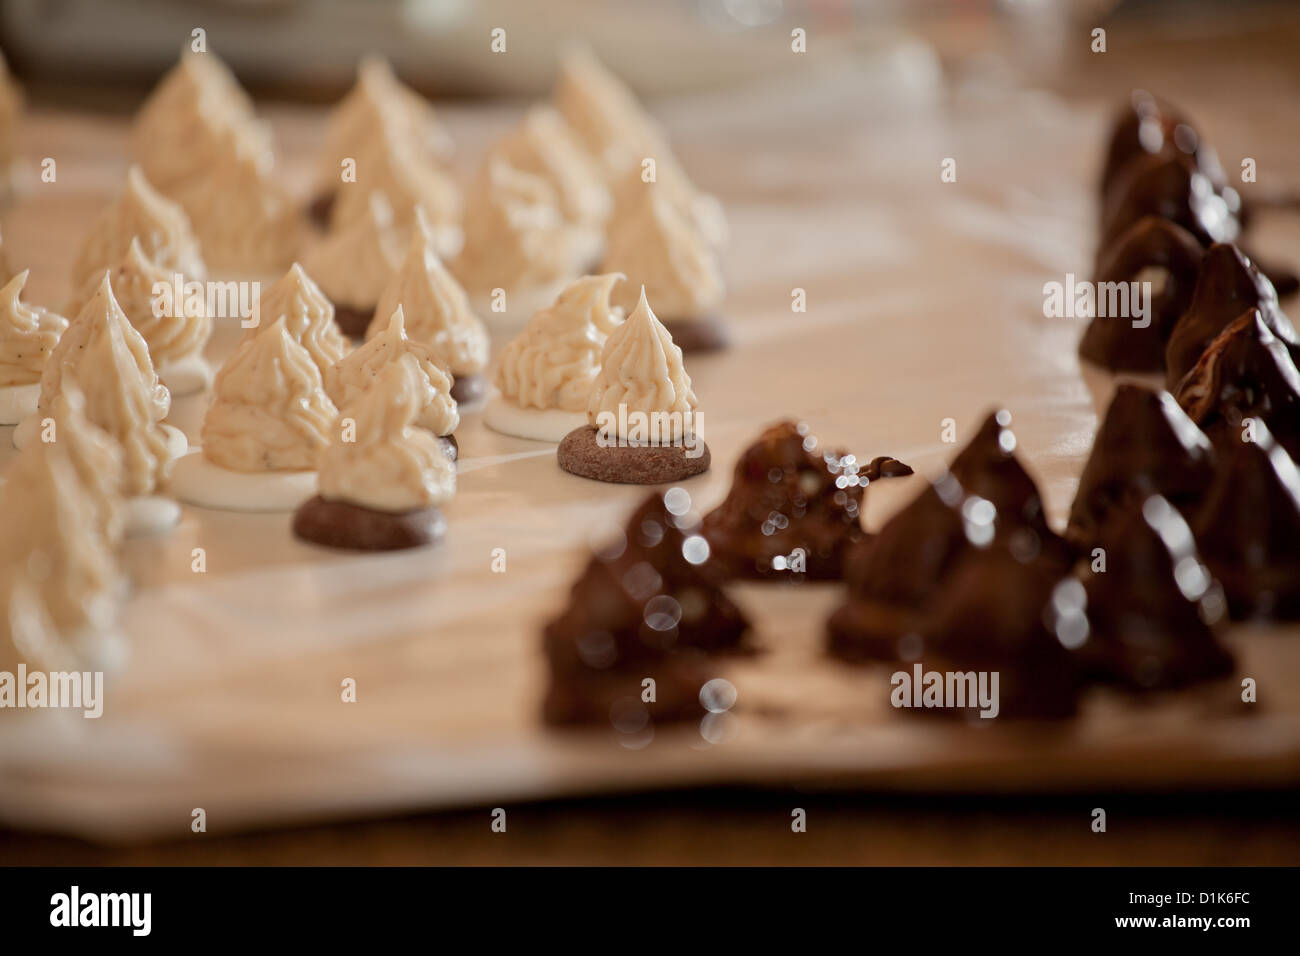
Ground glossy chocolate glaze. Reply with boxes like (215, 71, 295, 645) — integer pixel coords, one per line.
(543, 490, 751, 725)
(912, 546, 1080, 720)
(1165, 243, 1297, 387)
(1066, 385, 1214, 548)
(1100, 91, 1225, 201)
(826, 476, 972, 663)
(1173, 308, 1300, 461)
(1073, 495, 1233, 690)
(1098, 92, 1297, 295)
(1192, 419, 1300, 620)
(1079, 217, 1205, 372)
(702, 421, 906, 581)
(947, 410, 1074, 567)
(828, 412, 1069, 663)
(1100, 152, 1241, 255)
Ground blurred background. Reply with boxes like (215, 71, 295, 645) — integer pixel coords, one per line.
(1, 0, 1296, 104)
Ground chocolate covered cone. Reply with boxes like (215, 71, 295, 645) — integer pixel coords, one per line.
(1066, 385, 1214, 547)
(702, 420, 903, 581)
(1165, 243, 1296, 387)
(1079, 217, 1204, 372)
(947, 409, 1074, 567)
(1075, 495, 1232, 690)
(913, 547, 1080, 720)
(826, 476, 971, 663)
(1099, 92, 1221, 201)
(1192, 419, 1300, 620)
(1174, 308, 1300, 461)
(1099, 153, 1241, 254)
(543, 489, 751, 726)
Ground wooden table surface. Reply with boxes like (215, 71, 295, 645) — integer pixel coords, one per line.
(4, 10, 1300, 866)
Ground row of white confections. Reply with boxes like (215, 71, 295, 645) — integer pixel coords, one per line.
(130, 48, 300, 274)
(0, 45, 721, 680)
(292, 46, 727, 330)
(0, 276, 455, 682)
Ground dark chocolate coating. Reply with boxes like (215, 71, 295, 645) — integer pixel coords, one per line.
(864, 456, 913, 480)
(1100, 152, 1241, 254)
(449, 373, 488, 407)
(827, 412, 1070, 664)
(1193, 419, 1300, 620)
(1173, 308, 1300, 462)
(947, 409, 1074, 567)
(333, 304, 373, 340)
(1075, 495, 1233, 690)
(557, 426, 711, 484)
(1099, 91, 1222, 201)
(292, 496, 446, 551)
(542, 491, 751, 727)
(826, 479, 971, 662)
(1078, 217, 1205, 372)
(660, 315, 729, 353)
(1165, 243, 1297, 387)
(702, 420, 897, 581)
(1066, 384, 1214, 548)
(1100, 153, 1296, 296)
(911, 547, 1080, 720)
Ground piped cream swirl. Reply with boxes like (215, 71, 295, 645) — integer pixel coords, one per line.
(601, 189, 724, 321)
(318, 353, 456, 512)
(71, 166, 207, 292)
(204, 315, 338, 473)
(38, 274, 175, 495)
(587, 286, 697, 442)
(326, 306, 458, 435)
(368, 212, 488, 377)
(69, 237, 211, 370)
(247, 262, 351, 378)
(301, 192, 403, 309)
(0, 270, 68, 387)
(492, 105, 609, 228)
(495, 273, 623, 412)
(452, 159, 581, 296)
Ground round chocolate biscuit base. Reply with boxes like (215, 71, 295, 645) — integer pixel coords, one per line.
(292, 495, 446, 552)
(333, 304, 374, 340)
(307, 192, 335, 231)
(557, 426, 710, 484)
(661, 315, 729, 353)
(450, 373, 488, 407)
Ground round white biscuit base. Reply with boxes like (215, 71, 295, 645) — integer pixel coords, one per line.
(0, 383, 40, 426)
(483, 396, 587, 443)
(125, 495, 182, 536)
(169, 450, 317, 512)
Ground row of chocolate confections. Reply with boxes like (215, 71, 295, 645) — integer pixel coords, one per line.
(542, 420, 916, 727)
(544, 395, 1298, 732)
(1080, 90, 1298, 380)
(128, 47, 730, 349)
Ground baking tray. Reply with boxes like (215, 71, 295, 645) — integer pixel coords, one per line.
(2, 73, 1299, 843)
